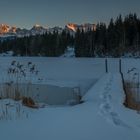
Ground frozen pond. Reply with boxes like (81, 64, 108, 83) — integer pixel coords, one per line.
(0, 57, 101, 105)
(0, 79, 97, 105)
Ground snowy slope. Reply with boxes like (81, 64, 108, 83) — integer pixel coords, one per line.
(0, 58, 140, 140)
(0, 73, 140, 140)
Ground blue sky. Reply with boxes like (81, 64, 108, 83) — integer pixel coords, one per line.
(0, 0, 140, 29)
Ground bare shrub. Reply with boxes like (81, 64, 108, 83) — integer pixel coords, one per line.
(22, 97, 37, 108)
(124, 82, 140, 111)
(0, 60, 40, 107)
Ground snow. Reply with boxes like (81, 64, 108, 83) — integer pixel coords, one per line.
(0, 57, 104, 88)
(61, 46, 75, 57)
(0, 51, 14, 57)
(0, 57, 140, 140)
(0, 99, 31, 121)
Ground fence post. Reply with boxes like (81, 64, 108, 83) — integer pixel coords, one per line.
(119, 59, 122, 73)
(119, 59, 127, 105)
(137, 73, 140, 102)
(105, 58, 108, 73)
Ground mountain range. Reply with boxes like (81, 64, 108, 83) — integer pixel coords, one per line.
(0, 23, 96, 38)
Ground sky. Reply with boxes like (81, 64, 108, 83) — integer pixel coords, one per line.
(0, 0, 140, 29)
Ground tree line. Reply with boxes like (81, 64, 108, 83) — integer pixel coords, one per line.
(75, 13, 140, 57)
(0, 13, 140, 57)
(0, 31, 74, 56)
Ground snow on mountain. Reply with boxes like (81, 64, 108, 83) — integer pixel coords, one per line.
(66, 23, 77, 32)
(16, 28, 30, 37)
(66, 23, 96, 32)
(0, 23, 96, 39)
(0, 24, 62, 38)
(0, 24, 48, 37)
(48, 26, 63, 34)
(30, 24, 47, 35)
(0, 24, 11, 34)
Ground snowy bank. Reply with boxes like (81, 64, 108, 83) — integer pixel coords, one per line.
(1, 73, 140, 140)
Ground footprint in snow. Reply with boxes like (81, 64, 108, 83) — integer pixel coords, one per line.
(100, 94, 111, 102)
(100, 94, 108, 100)
(109, 112, 131, 129)
(102, 90, 109, 95)
(104, 86, 110, 91)
(99, 103, 112, 114)
(99, 103, 131, 129)
(106, 83, 111, 87)
(107, 94, 112, 100)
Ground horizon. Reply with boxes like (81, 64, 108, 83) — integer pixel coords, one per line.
(0, 0, 140, 29)
(0, 12, 140, 30)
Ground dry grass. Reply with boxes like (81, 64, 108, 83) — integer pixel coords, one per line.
(22, 97, 38, 108)
(124, 82, 140, 111)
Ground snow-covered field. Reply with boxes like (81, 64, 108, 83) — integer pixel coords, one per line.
(0, 57, 140, 140)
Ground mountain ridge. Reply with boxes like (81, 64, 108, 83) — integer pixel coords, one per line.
(0, 23, 96, 38)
